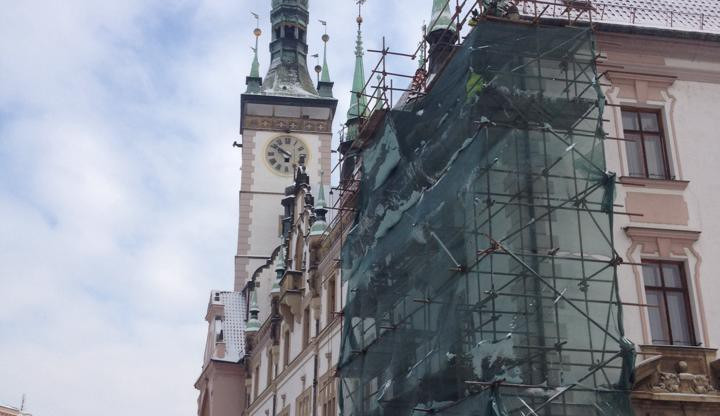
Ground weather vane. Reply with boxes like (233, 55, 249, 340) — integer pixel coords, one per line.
(312, 53, 322, 82)
(356, 0, 366, 15)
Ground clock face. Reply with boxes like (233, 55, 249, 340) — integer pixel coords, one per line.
(264, 136, 310, 176)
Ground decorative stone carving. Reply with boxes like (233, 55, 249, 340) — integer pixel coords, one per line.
(651, 371, 680, 393)
(635, 348, 719, 396)
(245, 115, 332, 133)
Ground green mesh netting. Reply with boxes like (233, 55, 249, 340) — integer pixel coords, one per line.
(338, 21, 636, 416)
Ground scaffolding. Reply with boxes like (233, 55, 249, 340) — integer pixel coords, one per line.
(336, 4, 636, 415)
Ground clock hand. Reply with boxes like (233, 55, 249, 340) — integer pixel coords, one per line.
(271, 144, 292, 158)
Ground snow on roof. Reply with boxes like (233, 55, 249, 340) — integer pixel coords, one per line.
(211, 291, 246, 363)
(517, 0, 720, 34)
(0, 404, 31, 416)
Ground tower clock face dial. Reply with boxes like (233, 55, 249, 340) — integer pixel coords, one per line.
(264, 136, 310, 176)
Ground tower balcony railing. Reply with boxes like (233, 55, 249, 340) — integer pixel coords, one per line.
(517, 0, 720, 34)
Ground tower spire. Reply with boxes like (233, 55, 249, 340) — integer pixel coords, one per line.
(309, 174, 328, 237)
(317, 20, 334, 97)
(272, 242, 286, 295)
(246, 12, 263, 93)
(345, 1, 368, 141)
(320, 21, 331, 83)
(261, 0, 319, 97)
(418, 23, 428, 69)
(246, 286, 261, 333)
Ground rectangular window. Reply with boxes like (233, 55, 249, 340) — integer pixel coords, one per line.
(642, 260, 696, 346)
(622, 108, 672, 179)
(283, 330, 291, 367)
(303, 307, 311, 349)
(296, 387, 312, 416)
(253, 365, 260, 400)
(327, 277, 336, 326)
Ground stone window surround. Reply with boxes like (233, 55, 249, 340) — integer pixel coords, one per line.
(624, 226, 708, 348)
(605, 72, 686, 185)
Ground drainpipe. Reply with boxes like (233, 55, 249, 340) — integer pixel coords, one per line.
(312, 319, 320, 416)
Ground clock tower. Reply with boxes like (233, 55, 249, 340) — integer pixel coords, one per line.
(237, 0, 337, 291)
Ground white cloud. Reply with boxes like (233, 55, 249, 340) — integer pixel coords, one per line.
(0, 0, 428, 414)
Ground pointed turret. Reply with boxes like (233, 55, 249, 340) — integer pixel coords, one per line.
(309, 177, 328, 237)
(246, 287, 261, 333)
(426, 0, 458, 74)
(321, 36, 331, 83)
(246, 15, 263, 93)
(316, 20, 334, 98)
(272, 243, 286, 294)
(418, 24, 428, 70)
(250, 46, 260, 78)
(345, 8, 368, 142)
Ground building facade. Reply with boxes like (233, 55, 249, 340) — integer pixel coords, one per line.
(598, 18, 720, 414)
(196, 0, 338, 415)
(197, 1, 720, 415)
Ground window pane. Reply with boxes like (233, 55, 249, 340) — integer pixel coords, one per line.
(666, 292, 693, 346)
(624, 133, 645, 177)
(640, 112, 660, 132)
(642, 262, 661, 286)
(622, 110, 640, 130)
(662, 263, 683, 288)
(644, 134, 667, 179)
(646, 290, 670, 344)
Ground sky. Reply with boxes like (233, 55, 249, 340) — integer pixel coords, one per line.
(0, 1, 428, 414)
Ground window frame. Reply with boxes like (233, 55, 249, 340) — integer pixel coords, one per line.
(283, 329, 291, 367)
(642, 259, 697, 346)
(302, 307, 311, 349)
(621, 107, 673, 180)
(326, 276, 336, 327)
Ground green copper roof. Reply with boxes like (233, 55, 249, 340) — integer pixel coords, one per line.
(429, 0, 456, 34)
(321, 38, 331, 83)
(346, 23, 367, 121)
(259, 0, 320, 98)
(310, 179, 328, 237)
(246, 288, 261, 332)
(309, 219, 327, 236)
(272, 243, 286, 294)
(250, 46, 261, 78)
(315, 179, 326, 210)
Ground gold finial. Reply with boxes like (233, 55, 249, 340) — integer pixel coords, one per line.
(356, 0, 366, 27)
(251, 12, 261, 37)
